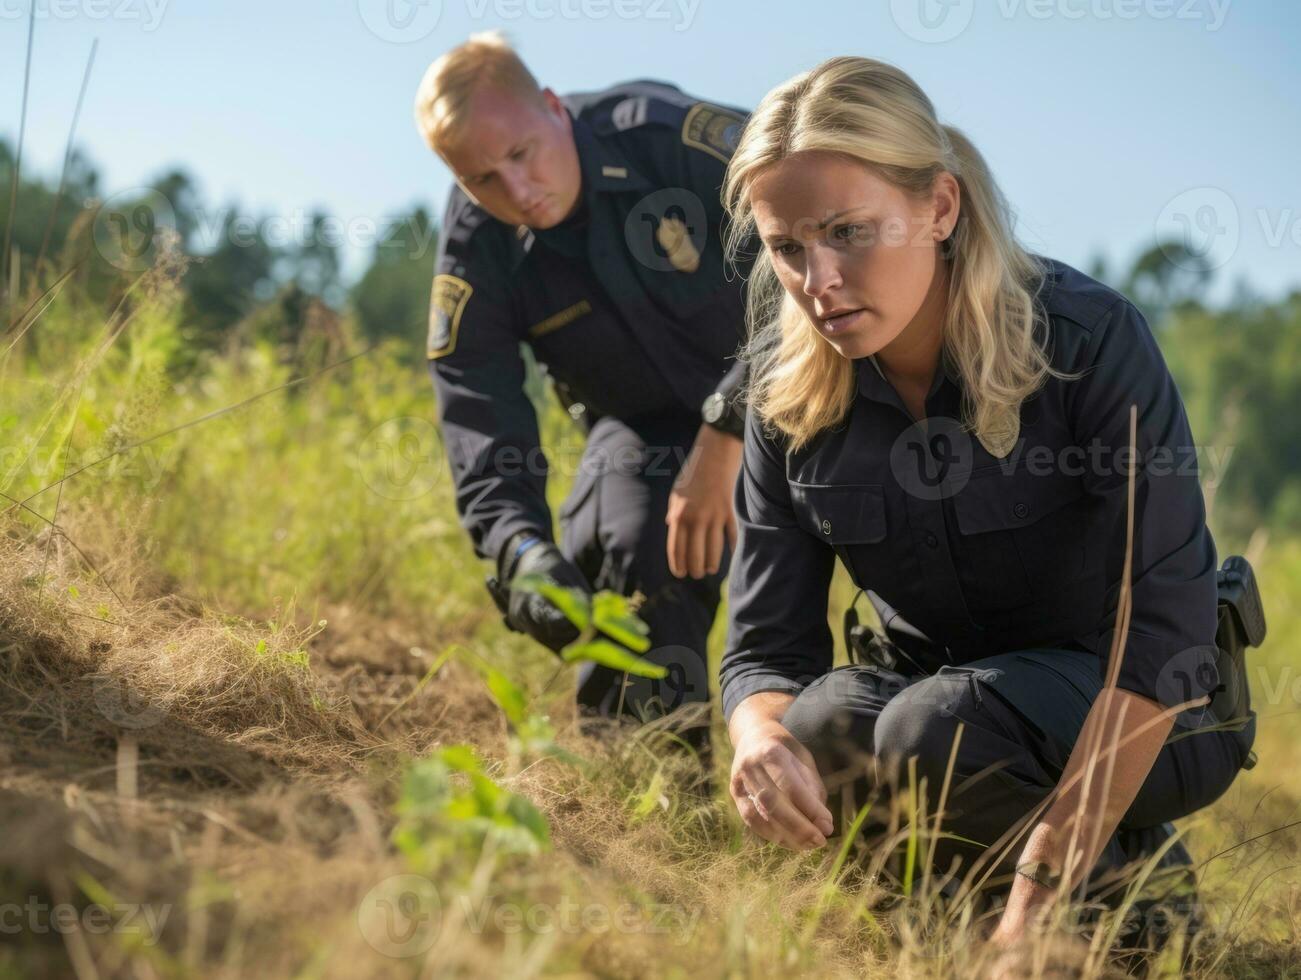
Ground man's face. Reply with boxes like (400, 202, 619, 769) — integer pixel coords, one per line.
(439, 84, 583, 229)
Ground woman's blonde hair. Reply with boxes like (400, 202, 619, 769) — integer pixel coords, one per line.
(723, 56, 1078, 453)
(413, 30, 544, 155)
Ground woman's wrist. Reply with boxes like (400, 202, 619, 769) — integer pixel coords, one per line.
(727, 691, 796, 746)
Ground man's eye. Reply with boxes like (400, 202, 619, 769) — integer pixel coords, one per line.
(510, 146, 529, 161)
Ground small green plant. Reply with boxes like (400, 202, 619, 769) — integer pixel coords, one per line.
(392, 744, 551, 870)
(510, 574, 666, 679)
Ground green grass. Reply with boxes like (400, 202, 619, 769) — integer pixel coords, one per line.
(0, 268, 1298, 978)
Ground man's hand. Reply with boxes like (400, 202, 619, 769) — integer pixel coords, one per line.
(506, 541, 591, 653)
(666, 424, 743, 579)
(730, 715, 834, 851)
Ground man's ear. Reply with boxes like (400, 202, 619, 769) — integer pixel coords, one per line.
(541, 87, 570, 128)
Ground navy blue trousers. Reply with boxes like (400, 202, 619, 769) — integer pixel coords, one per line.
(780, 648, 1257, 889)
(557, 414, 727, 751)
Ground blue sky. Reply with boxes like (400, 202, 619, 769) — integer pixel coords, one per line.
(3, 0, 1298, 300)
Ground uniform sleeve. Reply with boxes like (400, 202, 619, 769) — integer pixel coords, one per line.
(426, 240, 552, 569)
(1067, 297, 1220, 710)
(719, 409, 836, 725)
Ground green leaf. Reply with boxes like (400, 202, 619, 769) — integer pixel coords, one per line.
(591, 591, 651, 652)
(483, 667, 528, 728)
(512, 573, 591, 630)
(438, 744, 482, 774)
(563, 639, 667, 679)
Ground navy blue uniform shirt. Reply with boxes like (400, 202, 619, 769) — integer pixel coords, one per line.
(720, 257, 1220, 722)
(426, 80, 751, 567)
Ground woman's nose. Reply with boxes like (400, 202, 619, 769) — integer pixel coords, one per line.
(803, 245, 844, 298)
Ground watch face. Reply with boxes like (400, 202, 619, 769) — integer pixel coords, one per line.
(703, 392, 725, 423)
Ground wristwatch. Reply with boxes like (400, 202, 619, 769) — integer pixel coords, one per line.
(701, 389, 744, 439)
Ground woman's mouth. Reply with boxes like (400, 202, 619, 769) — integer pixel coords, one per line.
(818, 308, 868, 334)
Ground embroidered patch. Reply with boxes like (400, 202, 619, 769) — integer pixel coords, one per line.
(976, 413, 1021, 459)
(655, 216, 701, 273)
(529, 299, 593, 338)
(426, 274, 473, 360)
(681, 102, 745, 164)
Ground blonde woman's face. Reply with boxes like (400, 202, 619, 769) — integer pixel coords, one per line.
(750, 150, 958, 361)
(440, 84, 582, 230)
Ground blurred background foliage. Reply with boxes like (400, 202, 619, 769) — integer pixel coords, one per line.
(1, 134, 1298, 565)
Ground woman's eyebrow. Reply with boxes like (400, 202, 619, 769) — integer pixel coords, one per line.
(815, 206, 875, 229)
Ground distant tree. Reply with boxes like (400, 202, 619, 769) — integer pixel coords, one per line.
(350, 205, 436, 348)
(1122, 240, 1213, 325)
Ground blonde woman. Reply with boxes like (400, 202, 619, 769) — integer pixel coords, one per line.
(718, 56, 1257, 954)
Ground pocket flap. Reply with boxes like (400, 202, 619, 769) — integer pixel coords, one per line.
(953, 463, 1085, 535)
(788, 483, 887, 544)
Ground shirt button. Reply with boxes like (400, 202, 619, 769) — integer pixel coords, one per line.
(924, 531, 938, 549)
(1013, 502, 1029, 519)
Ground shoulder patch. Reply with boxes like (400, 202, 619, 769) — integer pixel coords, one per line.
(681, 102, 746, 163)
(426, 274, 473, 360)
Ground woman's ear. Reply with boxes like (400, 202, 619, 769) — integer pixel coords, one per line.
(931, 171, 961, 242)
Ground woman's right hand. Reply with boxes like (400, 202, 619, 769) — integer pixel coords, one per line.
(730, 717, 835, 851)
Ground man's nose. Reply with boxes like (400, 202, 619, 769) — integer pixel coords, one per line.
(501, 168, 532, 211)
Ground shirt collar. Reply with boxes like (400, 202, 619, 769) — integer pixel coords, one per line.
(513, 113, 652, 266)
(856, 348, 961, 405)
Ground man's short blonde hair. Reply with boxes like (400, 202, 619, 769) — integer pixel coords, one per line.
(413, 31, 545, 154)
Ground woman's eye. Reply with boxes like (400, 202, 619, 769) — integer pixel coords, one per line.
(771, 241, 801, 257)
(833, 223, 871, 245)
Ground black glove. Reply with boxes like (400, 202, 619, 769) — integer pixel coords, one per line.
(503, 539, 592, 654)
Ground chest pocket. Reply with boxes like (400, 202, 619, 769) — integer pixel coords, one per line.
(788, 483, 887, 587)
(952, 462, 1089, 606)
